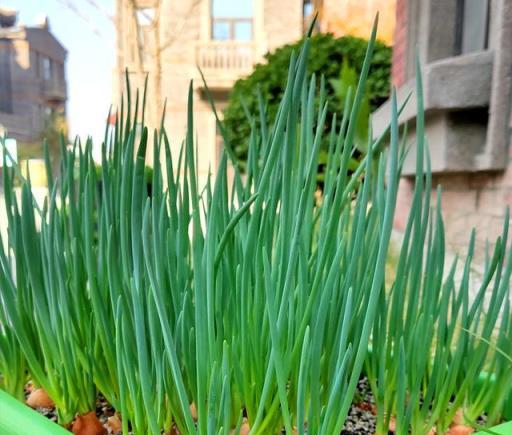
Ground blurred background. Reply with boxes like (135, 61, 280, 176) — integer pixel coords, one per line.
(0, 0, 511, 261)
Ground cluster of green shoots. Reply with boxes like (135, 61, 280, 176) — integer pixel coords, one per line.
(365, 60, 512, 434)
(0, 22, 511, 434)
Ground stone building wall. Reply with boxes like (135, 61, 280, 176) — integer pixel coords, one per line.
(394, 158, 512, 259)
(389, 0, 512, 259)
(115, 0, 303, 187)
(0, 17, 67, 146)
(319, 0, 396, 44)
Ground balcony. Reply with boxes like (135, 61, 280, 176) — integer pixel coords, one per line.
(42, 78, 66, 103)
(196, 41, 256, 89)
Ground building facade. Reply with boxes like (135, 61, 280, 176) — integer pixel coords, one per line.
(317, 0, 396, 44)
(114, 0, 305, 185)
(373, 0, 512, 257)
(0, 8, 67, 146)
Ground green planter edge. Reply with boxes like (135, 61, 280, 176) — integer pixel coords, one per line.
(474, 372, 512, 421)
(0, 389, 70, 435)
(475, 421, 512, 434)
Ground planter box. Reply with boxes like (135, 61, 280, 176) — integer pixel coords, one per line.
(0, 389, 69, 435)
(475, 421, 512, 434)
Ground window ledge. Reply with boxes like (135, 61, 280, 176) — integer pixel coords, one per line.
(371, 50, 503, 175)
(373, 50, 494, 134)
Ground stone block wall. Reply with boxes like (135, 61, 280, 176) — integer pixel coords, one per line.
(394, 162, 512, 260)
(390, 0, 512, 258)
(263, 0, 302, 53)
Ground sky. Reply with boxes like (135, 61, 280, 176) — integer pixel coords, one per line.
(2, 0, 251, 144)
(3, 0, 115, 143)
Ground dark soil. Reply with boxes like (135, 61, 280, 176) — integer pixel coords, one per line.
(96, 394, 117, 430)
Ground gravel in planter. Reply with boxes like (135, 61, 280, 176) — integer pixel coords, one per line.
(29, 377, 381, 434)
(341, 378, 379, 434)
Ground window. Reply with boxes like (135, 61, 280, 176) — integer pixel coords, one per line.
(0, 83, 12, 113)
(42, 57, 51, 81)
(211, 0, 253, 41)
(456, 0, 490, 54)
(33, 51, 40, 78)
(0, 51, 13, 113)
(212, 18, 252, 40)
(136, 8, 155, 27)
(303, 0, 318, 32)
(304, 0, 314, 19)
(135, 8, 155, 64)
(58, 63, 65, 83)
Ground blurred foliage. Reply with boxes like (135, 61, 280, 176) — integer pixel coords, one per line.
(329, 59, 371, 152)
(40, 110, 68, 157)
(17, 110, 68, 161)
(222, 33, 391, 173)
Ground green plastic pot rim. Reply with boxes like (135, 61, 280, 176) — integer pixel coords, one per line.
(475, 420, 512, 434)
(0, 389, 70, 435)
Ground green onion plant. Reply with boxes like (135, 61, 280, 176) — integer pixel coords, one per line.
(0, 18, 510, 435)
(0, 140, 98, 424)
(0, 268, 26, 402)
(365, 59, 512, 434)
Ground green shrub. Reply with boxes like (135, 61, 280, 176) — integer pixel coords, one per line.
(222, 33, 391, 168)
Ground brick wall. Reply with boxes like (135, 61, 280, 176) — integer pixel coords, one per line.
(394, 146, 512, 260)
(391, 0, 407, 86)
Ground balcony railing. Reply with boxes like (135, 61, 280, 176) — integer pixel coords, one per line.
(196, 41, 255, 87)
(42, 78, 66, 102)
